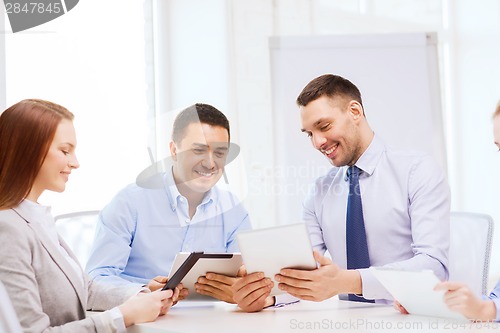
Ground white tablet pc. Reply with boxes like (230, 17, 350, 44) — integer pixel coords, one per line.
(370, 267, 467, 321)
(236, 223, 317, 296)
(168, 252, 242, 300)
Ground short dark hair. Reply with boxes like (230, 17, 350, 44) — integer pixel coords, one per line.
(296, 74, 363, 108)
(172, 103, 230, 143)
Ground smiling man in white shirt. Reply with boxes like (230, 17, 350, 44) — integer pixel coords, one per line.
(232, 74, 450, 312)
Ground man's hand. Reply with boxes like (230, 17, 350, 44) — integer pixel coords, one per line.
(195, 273, 239, 303)
(146, 276, 168, 291)
(194, 265, 248, 303)
(274, 251, 362, 302)
(435, 281, 496, 321)
(146, 276, 188, 302)
(232, 272, 275, 312)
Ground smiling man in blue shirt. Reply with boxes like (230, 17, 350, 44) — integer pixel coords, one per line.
(86, 103, 251, 303)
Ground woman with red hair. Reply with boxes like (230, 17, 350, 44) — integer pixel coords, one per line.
(0, 99, 179, 332)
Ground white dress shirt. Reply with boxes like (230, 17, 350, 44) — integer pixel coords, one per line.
(303, 134, 450, 301)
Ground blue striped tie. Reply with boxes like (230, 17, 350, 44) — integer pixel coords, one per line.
(346, 166, 374, 303)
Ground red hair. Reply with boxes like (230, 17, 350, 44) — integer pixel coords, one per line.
(0, 99, 74, 209)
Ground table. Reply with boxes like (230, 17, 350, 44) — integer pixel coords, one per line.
(127, 298, 500, 333)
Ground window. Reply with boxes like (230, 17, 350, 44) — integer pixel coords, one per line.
(4, 0, 152, 215)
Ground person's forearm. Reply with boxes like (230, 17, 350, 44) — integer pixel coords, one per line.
(340, 269, 362, 295)
(476, 300, 497, 322)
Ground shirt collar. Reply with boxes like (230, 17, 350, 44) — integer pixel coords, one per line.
(165, 167, 216, 211)
(345, 133, 386, 178)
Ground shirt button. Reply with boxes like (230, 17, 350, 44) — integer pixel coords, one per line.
(185, 218, 190, 223)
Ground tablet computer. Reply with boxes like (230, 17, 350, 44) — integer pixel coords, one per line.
(370, 267, 467, 321)
(168, 252, 243, 300)
(162, 252, 204, 291)
(236, 223, 317, 296)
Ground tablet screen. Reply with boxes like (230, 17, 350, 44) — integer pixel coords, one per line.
(236, 223, 317, 295)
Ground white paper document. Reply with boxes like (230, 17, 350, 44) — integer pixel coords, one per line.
(370, 267, 467, 321)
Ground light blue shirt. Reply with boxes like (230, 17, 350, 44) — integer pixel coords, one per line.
(303, 134, 450, 301)
(86, 169, 251, 285)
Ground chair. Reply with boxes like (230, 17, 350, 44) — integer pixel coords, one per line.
(448, 211, 494, 296)
(0, 281, 22, 333)
(54, 210, 100, 267)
